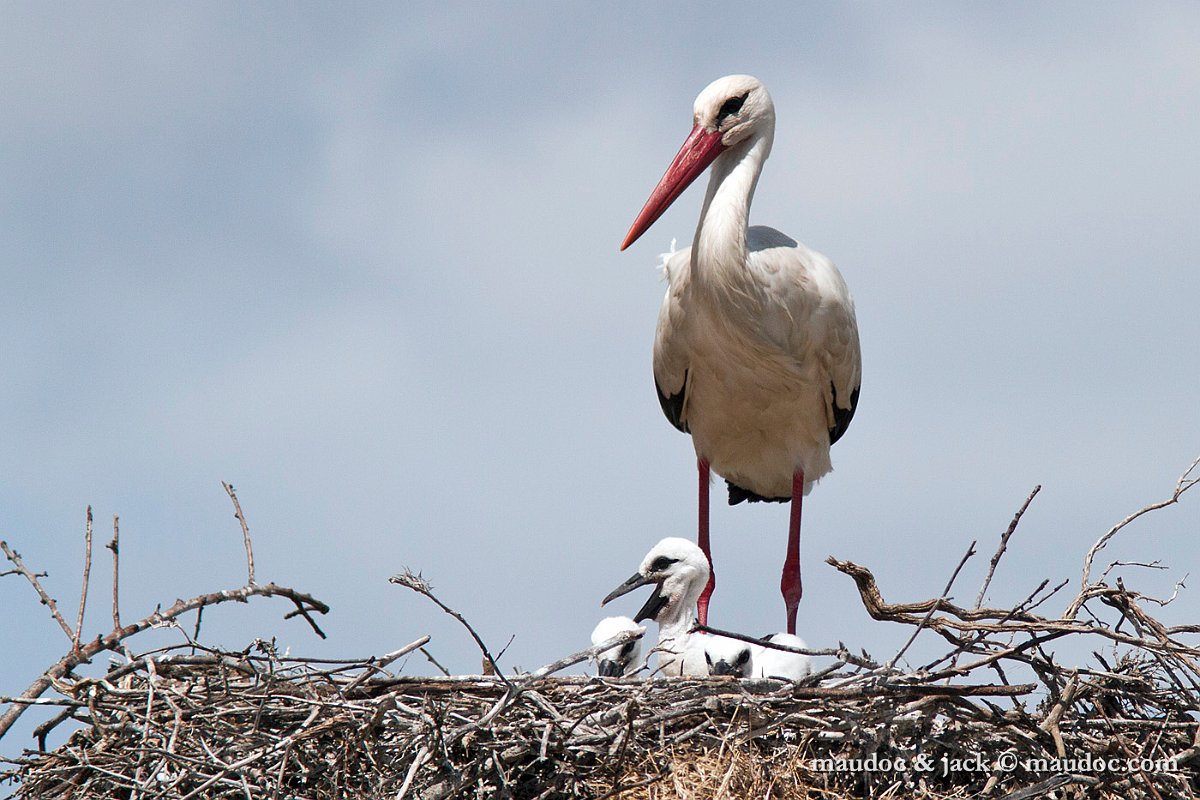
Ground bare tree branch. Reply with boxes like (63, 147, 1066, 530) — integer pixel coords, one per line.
(107, 513, 121, 632)
(1070, 454, 1200, 618)
(1, 541, 74, 642)
(975, 485, 1041, 608)
(390, 569, 509, 687)
(73, 505, 94, 654)
(223, 481, 256, 585)
(885, 539, 977, 671)
(0, 580, 330, 741)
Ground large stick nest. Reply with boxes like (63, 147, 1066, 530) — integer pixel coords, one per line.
(5, 552, 1200, 799)
(2, 468, 1199, 799)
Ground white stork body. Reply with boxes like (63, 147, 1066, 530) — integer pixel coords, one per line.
(655, 230, 858, 500)
(750, 633, 813, 682)
(622, 75, 861, 634)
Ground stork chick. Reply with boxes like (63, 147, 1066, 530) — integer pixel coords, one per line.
(601, 537, 710, 676)
(590, 615, 643, 677)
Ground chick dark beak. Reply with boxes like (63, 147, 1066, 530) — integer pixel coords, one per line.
(602, 572, 653, 606)
(602, 572, 669, 624)
(631, 581, 669, 623)
(708, 660, 743, 677)
(597, 660, 624, 678)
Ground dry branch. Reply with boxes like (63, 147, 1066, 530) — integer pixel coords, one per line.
(0, 542, 74, 643)
(976, 485, 1041, 608)
(106, 514, 120, 632)
(221, 481, 256, 585)
(73, 507, 92, 654)
(1072, 455, 1200, 617)
(390, 569, 510, 686)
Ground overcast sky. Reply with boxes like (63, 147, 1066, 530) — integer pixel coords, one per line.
(3, 3, 1199, 755)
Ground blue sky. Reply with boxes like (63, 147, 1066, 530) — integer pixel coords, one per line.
(3, 3, 1199, 754)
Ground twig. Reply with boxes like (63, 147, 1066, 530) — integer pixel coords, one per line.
(1039, 670, 1079, 757)
(529, 627, 645, 679)
(342, 635, 432, 695)
(692, 623, 870, 663)
(0, 540, 74, 642)
(421, 647, 451, 677)
(1071, 454, 1200, 617)
(885, 539, 976, 671)
(975, 485, 1040, 608)
(390, 569, 510, 686)
(108, 513, 121, 631)
(74, 505, 94, 654)
(222, 481, 256, 585)
(396, 745, 431, 800)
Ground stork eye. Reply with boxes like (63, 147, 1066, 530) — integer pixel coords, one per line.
(717, 92, 749, 122)
(649, 556, 678, 572)
(736, 648, 751, 666)
(620, 641, 636, 656)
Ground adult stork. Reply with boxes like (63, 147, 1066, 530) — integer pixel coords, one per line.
(620, 75, 861, 635)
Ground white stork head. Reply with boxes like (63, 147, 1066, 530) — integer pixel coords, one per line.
(600, 537, 710, 626)
(701, 634, 753, 677)
(590, 615, 643, 677)
(622, 74, 775, 251)
(693, 74, 775, 149)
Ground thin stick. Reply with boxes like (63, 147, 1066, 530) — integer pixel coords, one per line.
(396, 745, 431, 800)
(421, 647, 451, 677)
(390, 569, 509, 686)
(694, 623, 838, 658)
(341, 635, 432, 695)
(0, 541, 74, 642)
(74, 506, 94, 654)
(107, 514, 121, 631)
(975, 485, 1040, 608)
(885, 540, 976, 671)
(1072, 454, 1200, 617)
(529, 627, 645, 679)
(222, 481, 256, 585)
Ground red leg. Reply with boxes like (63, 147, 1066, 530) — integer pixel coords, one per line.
(781, 469, 804, 635)
(696, 457, 715, 626)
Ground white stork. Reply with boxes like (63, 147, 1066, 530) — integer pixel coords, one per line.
(620, 75, 861, 635)
(590, 615, 644, 677)
(750, 633, 813, 681)
(601, 537, 711, 676)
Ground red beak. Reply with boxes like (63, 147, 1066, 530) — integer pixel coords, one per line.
(620, 124, 726, 251)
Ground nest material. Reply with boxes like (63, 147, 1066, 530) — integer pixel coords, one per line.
(4, 469, 1200, 799)
(4, 589, 1199, 800)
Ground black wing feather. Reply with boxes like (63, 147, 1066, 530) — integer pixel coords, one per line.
(655, 370, 689, 433)
(829, 383, 860, 445)
(727, 482, 789, 505)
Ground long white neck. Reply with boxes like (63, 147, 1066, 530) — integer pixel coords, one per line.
(654, 587, 702, 676)
(692, 128, 772, 280)
(657, 601, 696, 645)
